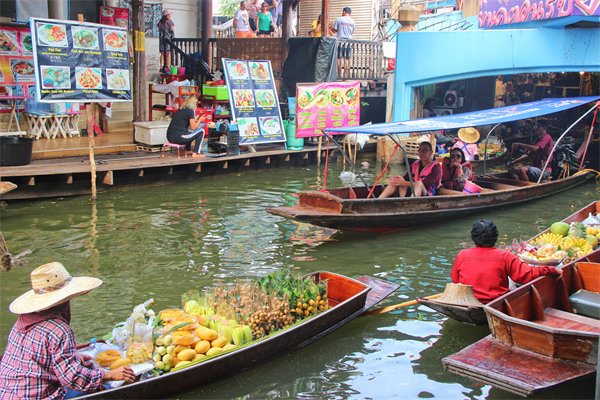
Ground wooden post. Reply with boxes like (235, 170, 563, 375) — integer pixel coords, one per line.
(201, 0, 212, 73)
(132, 0, 147, 123)
(281, 0, 291, 66)
(317, 136, 322, 168)
(321, 0, 330, 37)
(79, 13, 97, 200)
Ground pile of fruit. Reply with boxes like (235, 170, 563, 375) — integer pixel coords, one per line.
(518, 217, 599, 264)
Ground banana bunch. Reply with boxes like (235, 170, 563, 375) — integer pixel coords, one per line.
(531, 232, 564, 246)
(562, 237, 594, 258)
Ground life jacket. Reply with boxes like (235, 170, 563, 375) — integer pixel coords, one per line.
(410, 160, 440, 196)
(453, 141, 479, 161)
(441, 158, 472, 190)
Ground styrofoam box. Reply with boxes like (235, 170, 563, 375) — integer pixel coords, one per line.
(134, 121, 170, 145)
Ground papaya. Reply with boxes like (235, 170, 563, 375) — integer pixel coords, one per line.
(206, 347, 222, 356)
(177, 348, 197, 361)
(194, 340, 211, 354)
(211, 337, 228, 349)
(171, 330, 200, 346)
(110, 357, 131, 370)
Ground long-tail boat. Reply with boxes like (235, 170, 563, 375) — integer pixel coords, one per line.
(416, 200, 600, 326)
(442, 202, 600, 397)
(77, 272, 398, 399)
(267, 96, 599, 233)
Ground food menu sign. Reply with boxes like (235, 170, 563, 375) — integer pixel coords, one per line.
(296, 81, 360, 138)
(30, 17, 131, 103)
(0, 26, 34, 110)
(222, 58, 286, 145)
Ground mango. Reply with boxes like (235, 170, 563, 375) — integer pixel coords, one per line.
(206, 347, 222, 356)
(586, 234, 598, 248)
(110, 357, 131, 370)
(175, 360, 191, 368)
(222, 344, 236, 351)
(192, 353, 206, 362)
(174, 344, 191, 353)
(177, 348, 197, 361)
(550, 221, 570, 236)
(195, 340, 211, 354)
(197, 328, 218, 341)
(211, 337, 228, 348)
(170, 356, 180, 367)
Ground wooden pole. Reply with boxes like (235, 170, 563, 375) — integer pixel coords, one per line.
(132, 0, 147, 123)
(201, 0, 212, 73)
(321, 0, 330, 37)
(317, 136, 323, 168)
(366, 293, 442, 315)
(78, 14, 97, 201)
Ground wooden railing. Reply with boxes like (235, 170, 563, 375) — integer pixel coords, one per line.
(338, 39, 387, 81)
(171, 38, 203, 68)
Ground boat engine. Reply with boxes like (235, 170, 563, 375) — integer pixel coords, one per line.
(551, 137, 580, 179)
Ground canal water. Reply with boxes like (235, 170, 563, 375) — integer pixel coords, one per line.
(1, 157, 598, 399)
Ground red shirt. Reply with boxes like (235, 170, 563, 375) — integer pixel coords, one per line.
(532, 132, 553, 171)
(451, 246, 556, 303)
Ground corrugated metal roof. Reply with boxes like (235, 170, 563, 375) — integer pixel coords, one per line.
(298, 0, 375, 41)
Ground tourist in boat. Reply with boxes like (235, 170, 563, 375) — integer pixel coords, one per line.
(509, 119, 554, 182)
(453, 127, 480, 161)
(0, 262, 135, 399)
(379, 142, 441, 198)
(451, 220, 561, 303)
(440, 147, 472, 191)
(166, 95, 206, 158)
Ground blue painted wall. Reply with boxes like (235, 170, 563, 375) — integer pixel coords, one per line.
(392, 27, 600, 121)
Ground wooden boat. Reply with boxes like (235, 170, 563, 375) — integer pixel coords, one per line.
(266, 171, 593, 232)
(416, 201, 600, 326)
(78, 272, 398, 399)
(443, 202, 600, 397)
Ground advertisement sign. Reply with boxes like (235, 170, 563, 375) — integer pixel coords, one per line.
(296, 81, 360, 138)
(222, 58, 286, 145)
(30, 17, 131, 103)
(0, 26, 34, 111)
(479, 0, 600, 28)
(99, 6, 130, 29)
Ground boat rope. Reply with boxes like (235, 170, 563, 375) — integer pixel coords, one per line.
(578, 106, 598, 172)
(574, 168, 600, 181)
(367, 143, 401, 199)
(320, 136, 330, 192)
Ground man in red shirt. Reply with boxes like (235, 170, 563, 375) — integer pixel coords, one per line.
(451, 220, 561, 303)
(509, 119, 554, 181)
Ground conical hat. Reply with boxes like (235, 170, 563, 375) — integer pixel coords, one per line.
(9, 262, 102, 314)
(457, 127, 480, 144)
(432, 283, 484, 307)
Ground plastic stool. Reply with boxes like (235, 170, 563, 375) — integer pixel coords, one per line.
(161, 142, 187, 159)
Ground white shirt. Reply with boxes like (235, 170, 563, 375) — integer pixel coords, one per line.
(234, 9, 250, 31)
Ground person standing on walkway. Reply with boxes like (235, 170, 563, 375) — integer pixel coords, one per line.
(331, 7, 355, 77)
(247, 0, 260, 34)
(275, 1, 283, 36)
(256, 2, 275, 37)
(158, 9, 175, 74)
(233, 1, 254, 38)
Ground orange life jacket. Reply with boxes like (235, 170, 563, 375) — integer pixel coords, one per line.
(410, 160, 440, 196)
(441, 158, 472, 190)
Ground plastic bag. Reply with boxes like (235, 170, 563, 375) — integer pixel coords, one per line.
(582, 213, 600, 226)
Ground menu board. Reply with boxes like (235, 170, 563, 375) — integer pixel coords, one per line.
(222, 58, 286, 145)
(30, 17, 131, 103)
(99, 6, 130, 29)
(0, 26, 34, 111)
(296, 81, 360, 138)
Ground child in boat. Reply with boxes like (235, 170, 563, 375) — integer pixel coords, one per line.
(0, 262, 135, 399)
(440, 147, 472, 192)
(451, 220, 561, 303)
(379, 142, 441, 198)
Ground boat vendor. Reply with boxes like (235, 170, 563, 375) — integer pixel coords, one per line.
(508, 119, 554, 182)
(166, 95, 207, 158)
(0, 262, 135, 399)
(440, 147, 472, 192)
(379, 142, 441, 198)
(452, 127, 480, 161)
(451, 220, 562, 304)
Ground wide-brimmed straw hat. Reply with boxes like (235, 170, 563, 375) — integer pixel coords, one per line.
(432, 283, 484, 307)
(457, 127, 480, 144)
(9, 262, 102, 314)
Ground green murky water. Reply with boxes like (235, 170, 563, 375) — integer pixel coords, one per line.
(1, 157, 598, 399)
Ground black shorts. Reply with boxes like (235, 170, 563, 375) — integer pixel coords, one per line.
(249, 19, 257, 31)
(338, 46, 351, 59)
(159, 40, 171, 53)
(258, 30, 272, 36)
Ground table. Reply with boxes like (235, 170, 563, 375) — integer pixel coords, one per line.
(0, 95, 31, 134)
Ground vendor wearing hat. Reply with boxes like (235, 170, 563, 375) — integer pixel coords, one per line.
(0, 262, 135, 399)
(453, 127, 480, 162)
(158, 9, 175, 74)
(451, 220, 561, 303)
(509, 119, 554, 182)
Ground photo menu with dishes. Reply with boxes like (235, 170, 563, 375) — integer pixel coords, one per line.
(222, 58, 285, 145)
(0, 26, 34, 111)
(30, 17, 131, 103)
(296, 81, 360, 138)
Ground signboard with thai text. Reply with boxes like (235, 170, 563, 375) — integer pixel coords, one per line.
(479, 0, 600, 28)
(30, 17, 131, 102)
(0, 26, 34, 111)
(296, 81, 360, 138)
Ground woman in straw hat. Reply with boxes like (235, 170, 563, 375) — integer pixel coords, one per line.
(452, 127, 480, 162)
(0, 262, 135, 399)
(451, 220, 561, 304)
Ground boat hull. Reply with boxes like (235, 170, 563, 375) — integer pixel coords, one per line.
(266, 172, 592, 232)
(79, 272, 386, 399)
(416, 298, 487, 326)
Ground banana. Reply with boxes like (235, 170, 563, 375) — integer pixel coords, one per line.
(531, 232, 564, 246)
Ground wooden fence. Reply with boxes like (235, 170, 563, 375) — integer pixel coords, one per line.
(338, 39, 387, 81)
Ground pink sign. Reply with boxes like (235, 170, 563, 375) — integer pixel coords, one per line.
(296, 81, 360, 138)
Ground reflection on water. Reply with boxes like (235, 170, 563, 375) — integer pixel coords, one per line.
(0, 160, 598, 399)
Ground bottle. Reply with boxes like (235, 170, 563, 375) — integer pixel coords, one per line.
(89, 338, 97, 351)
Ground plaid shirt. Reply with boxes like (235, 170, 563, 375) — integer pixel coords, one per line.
(0, 318, 104, 399)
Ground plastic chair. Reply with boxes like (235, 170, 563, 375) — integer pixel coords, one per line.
(161, 142, 187, 159)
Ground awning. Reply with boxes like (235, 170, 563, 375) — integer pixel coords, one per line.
(325, 96, 600, 136)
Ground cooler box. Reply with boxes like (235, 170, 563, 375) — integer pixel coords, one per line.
(134, 121, 170, 145)
(202, 85, 229, 100)
(569, 289, 600, 319)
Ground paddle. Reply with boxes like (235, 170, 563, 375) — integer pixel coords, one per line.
(366, 293, 442, 315)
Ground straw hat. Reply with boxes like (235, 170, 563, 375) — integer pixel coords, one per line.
(9, 262, 102, 314)
(432, 283, 484, 307)
(457, 127, 480, 144)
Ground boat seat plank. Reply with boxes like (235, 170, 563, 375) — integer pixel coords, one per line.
(575, 262, 600, 292)
(442, 336, 596, 397)
(355, 275, 400, 311)
(539, 307, 600, 333)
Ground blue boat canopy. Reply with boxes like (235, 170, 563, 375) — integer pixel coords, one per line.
(325, 96, 600, 136)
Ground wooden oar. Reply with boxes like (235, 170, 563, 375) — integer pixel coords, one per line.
(366, 293, 442, 316)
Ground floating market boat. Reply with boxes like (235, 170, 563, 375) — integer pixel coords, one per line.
(416, 201, 600, 326)
(267, 96, 600, 232)
(78, 272, 398, 399)
(442, 202, 600, 397)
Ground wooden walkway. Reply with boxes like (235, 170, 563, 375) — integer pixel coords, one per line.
(31, 130, 137, 159)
